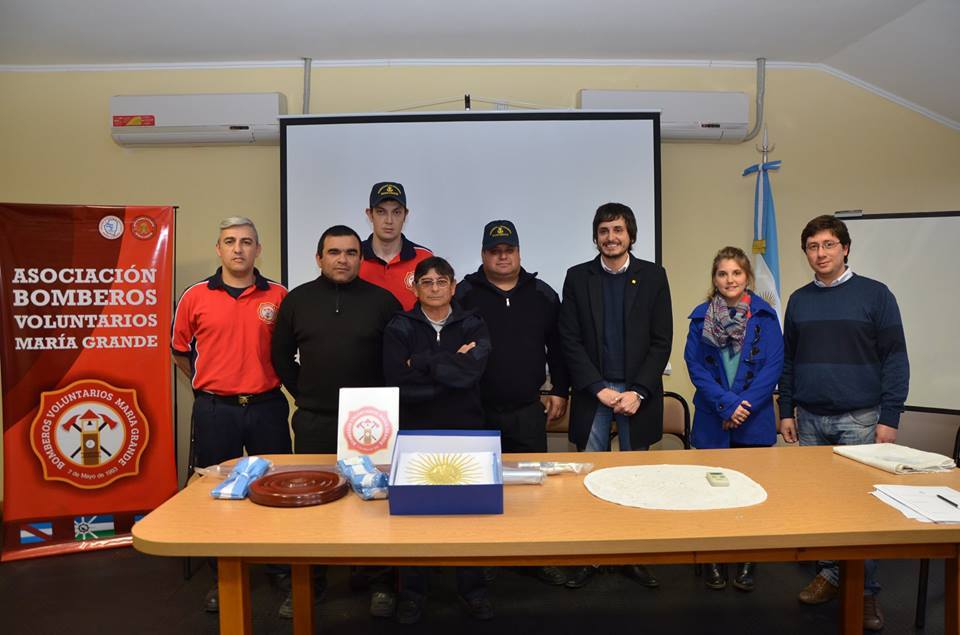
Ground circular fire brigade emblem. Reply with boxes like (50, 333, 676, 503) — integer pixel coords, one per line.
(130, 215, 157, 240)
(343, 406, 393, 454)
(98, 215, 124, 240)
(403, 271, 415, 292)
(29, 379, 150, 489)
(258, 302, 278, 324)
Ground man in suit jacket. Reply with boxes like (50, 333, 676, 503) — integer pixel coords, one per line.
(558, 202, 673, 589)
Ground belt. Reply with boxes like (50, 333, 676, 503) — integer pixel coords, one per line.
(196, 389, 283, 407)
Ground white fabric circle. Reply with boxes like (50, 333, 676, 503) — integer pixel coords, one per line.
(583, 464, 767, 510)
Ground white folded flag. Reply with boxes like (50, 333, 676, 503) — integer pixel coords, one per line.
(834, 443, 956, 474)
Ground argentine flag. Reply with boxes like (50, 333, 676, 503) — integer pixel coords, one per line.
(743, 159, 782, 323)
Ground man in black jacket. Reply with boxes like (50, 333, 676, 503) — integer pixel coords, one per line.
(382, 256, 493, 623)
(455, 220, 571, 587)
(455, 220, 569, 452)
(558, 202, 673, 589)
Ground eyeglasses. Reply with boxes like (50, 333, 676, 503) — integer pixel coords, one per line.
(417, 278, 451, 289)
(804, 240, 841, 253)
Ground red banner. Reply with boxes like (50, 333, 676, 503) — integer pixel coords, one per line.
(0, 204, 177, 561)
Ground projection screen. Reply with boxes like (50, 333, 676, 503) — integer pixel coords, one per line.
(281, 111, 660, 297)
(844, 212, 960, 413)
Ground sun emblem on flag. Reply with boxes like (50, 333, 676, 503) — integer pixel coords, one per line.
(405, 453, 482, 485)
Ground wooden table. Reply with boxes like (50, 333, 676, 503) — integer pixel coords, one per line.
(133, 447, 960, 634)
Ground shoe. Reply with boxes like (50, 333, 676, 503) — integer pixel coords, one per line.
(863, 594, 884, 631)
(203, 585, 219, 613)
(395, 596, 423, 625)
(537, 566, 568, 586)
(370, 590, 397, 618)
(278, 592, 294, 619)
(460, 592, 494, 620)
(564, 566, 596, 589)
(624, 564, 660, 588)
(798, 575, 839, 605)
(704, 563, 727, 590)
(732, 562, 755, 592)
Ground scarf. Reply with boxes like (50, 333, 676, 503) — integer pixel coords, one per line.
(702, 292, 752, 354)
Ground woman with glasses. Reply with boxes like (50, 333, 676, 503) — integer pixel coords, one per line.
(683, 246, 784, 592)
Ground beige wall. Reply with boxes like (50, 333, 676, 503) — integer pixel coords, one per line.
(2, 64, 959, 496)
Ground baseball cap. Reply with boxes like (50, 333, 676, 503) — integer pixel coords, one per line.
(369, 182, 406, 208)
(482, 220, 520, 250)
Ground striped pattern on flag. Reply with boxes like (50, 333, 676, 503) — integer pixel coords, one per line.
(19, 521, 54, 545)
(74, 515, 115, 540)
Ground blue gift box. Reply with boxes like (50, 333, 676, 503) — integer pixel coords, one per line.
(388, 430, 503, 515)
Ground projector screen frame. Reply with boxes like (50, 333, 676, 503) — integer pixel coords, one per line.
(843, 210, 960, 416)
(279, 110, 662, 291)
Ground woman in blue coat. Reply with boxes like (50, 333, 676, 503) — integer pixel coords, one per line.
(684, 246, 783, 593)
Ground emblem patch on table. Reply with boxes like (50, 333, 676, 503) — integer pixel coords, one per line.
(29, 379, 150, 489)
(343, 406, 392, 454)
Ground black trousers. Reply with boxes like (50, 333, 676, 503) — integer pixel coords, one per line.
(484, 400, 548, 453)
(399, 567, 486, 601)
(192, 392, 291, 468)
(291, 408, 338, 454)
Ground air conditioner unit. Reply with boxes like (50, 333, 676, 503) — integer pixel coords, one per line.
(110, 93, 287, 146)
(578, 90, 750, 142)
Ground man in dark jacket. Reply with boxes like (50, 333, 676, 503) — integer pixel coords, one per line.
(455, 219, 569, 452)
(558, 202, 673, 589)
(455, 219, 571, 586)
(382, 256, 493, 624)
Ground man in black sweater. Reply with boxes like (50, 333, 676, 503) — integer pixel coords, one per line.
(455, 219, 569, 452)
(271, 225, 401, 453)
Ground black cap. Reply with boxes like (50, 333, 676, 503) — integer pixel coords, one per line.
(482, 220, 519, 250)
(369, 182, 406, 208)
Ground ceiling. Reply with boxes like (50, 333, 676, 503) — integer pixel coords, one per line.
(1, 0, 958, 127)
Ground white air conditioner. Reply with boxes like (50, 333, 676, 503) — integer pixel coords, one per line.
(578, 90, 750, 142)
(110, 93, 287, 146)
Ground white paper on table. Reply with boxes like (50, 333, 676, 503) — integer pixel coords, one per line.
(870, 490, 933, 522)
(394, 451, 496, 486)
(337, 387, 399, 464)
(873, 484, 960, 523)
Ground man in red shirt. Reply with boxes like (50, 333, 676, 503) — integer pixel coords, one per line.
(171, 217, 291, 613)
(359, 181, 432, 310)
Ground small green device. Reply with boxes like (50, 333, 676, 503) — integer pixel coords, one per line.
(706, 471, 729, 487)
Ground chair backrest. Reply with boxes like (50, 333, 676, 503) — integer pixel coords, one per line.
(662, 391, 691, 449)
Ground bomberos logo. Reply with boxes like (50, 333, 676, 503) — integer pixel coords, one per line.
(257, 301, 278, 324)
(30, 379, 150, 489)
(403, 271, 415, 291)
(343, 406, 392, 454)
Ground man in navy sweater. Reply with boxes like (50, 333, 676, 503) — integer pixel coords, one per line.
(779, 215, 909, 631)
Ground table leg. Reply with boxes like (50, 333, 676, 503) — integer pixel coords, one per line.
(291, 564, 315, 635)
(218, 558, 252, 635)
(839, 560, 864, 635)
(946, 556, 960, 635)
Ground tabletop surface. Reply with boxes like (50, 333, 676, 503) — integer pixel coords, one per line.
(132, 446, 960, 559)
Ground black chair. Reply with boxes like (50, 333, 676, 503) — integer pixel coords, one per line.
(915, 423, 960, 628)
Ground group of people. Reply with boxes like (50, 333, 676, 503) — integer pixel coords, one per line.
(172, 181, 908, 631)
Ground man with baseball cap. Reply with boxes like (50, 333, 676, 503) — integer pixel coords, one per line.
(455, 220, 570, 586)
(360, 181, 432, 310)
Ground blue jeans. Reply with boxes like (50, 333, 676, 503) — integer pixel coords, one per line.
(586, 382, 642, 452)
(797, 405, 881, 595)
